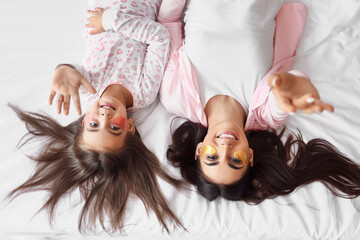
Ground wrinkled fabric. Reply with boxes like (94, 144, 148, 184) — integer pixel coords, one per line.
(76, 0, 169, 109)
(159, 1, 307, 130)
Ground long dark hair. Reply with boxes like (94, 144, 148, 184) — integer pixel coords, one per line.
(6, 104, 184, 233)
(167, 120, 360, 203)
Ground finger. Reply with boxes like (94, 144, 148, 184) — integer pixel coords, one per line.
(268, 72, 294, 90)
(321, 102, 335, 112)
(302, 101, 324, 114)
(63, 95, 71, 116)
(72, 94, 82, 115)
(56, 95, 64, 114)
(89, 29, 96, 35)
(87, 10, 95, 15)
(85, 22, 93, 28)
(315, 101, 334, 112)
(88, 27, 99, 35)
(268, 74, 282, 89)
(303, 103, 323, 114)
(49, 90, 56, 105)
(277, 97, 296, 114)
(95, 7, 103, 11)
(292, 93, 318, 109)
(303, 100, 334, 114)
(81, 78, 97, 94)
(86, 14, 93, 20)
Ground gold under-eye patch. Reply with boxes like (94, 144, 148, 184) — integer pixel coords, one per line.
(201, 145, 216, 158)
(234, 151, 248, 166)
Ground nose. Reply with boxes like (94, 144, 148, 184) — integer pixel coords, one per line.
(99, 108, 112, 118)
(218, 138, 233, 147)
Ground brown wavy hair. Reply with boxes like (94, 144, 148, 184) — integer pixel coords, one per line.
(6, 104, 184, 233)
(167, 120, 360, 203)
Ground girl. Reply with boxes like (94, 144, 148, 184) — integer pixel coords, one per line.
(158, 0, 360, 202)
(8, 0, 183, 233)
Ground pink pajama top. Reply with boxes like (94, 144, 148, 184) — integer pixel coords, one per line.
(73, 0, 169, 109)
(158, 2, 308, 131)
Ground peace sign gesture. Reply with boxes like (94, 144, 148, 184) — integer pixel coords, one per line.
(49, 65, 96, 115)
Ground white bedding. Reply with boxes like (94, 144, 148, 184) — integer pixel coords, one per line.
(1, 0, 360, 239)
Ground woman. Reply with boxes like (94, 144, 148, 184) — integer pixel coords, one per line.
(158, 0, 360, 202)
(7, 0, 183, 233)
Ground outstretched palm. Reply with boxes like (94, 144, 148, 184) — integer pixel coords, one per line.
(268, 72, 334, 114)
(49, 65, 96, 115)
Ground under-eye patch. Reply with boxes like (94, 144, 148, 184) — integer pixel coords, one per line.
(201, 145, 216, 158)
(234, 151, 248, 166)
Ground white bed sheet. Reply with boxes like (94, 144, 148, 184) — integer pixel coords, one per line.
(1, 0, 360, 239)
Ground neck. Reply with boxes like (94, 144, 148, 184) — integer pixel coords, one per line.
(101, 84, 133, 108)
(204, 95, 246, 130)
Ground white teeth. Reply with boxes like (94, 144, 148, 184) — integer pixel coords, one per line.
(218, 134, 236, 139)
(101, 106, 114, 110)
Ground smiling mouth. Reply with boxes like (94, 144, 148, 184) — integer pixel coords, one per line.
(216, 132, 238, 140)
(100, 104, 115, 110)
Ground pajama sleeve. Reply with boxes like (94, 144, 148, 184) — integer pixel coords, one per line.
(104, 13, 171, 107)
(245, 3, 307, 131)
(247, 70, 310, 131)
(75, 13, 171, 106)
(157, 0, 207, 126)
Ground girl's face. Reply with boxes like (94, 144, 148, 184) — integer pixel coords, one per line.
(81, 96, 135, 151)
(195, 122, 253, 185)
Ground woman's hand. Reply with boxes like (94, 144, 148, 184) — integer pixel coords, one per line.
(268, 72, 334, 114)
(49, 65, 96, 115)
(86, 8, 105, 35)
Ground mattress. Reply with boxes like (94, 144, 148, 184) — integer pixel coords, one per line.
(0, 0, 360, 239)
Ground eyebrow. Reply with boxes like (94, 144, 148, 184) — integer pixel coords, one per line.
(204, 162, 218, 166)
(204, 161, 243, 170)
(228, 163, 243, 170)
(85, 127, 122, 136)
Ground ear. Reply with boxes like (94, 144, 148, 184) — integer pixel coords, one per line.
(249, 148, 254, 167)
(127, 118, 136, 135)
(195, 142, 203, 160)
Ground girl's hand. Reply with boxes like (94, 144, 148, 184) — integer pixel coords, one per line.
(86, 8, 105, 35)
(268, 72, 334, 114)
(49, 66, 96, 115)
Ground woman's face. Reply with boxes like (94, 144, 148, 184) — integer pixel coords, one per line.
(81, 96, 135, 151)
(196, 122, 253, 185)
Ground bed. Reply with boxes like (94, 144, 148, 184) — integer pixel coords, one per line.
(0, 0, 360, 239)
